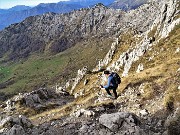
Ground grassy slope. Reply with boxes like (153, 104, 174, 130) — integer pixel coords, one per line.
(0, 37, 113, 99)
(29, 24, 180, 125)
(129, 24, 180, 107)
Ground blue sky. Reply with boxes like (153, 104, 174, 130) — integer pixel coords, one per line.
(0, 0, 69, 9)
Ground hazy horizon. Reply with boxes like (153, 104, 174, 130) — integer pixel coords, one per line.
(0, 0, 69, 9)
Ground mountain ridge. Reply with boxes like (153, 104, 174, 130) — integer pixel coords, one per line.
(0, 0, 115, 31)
(110, 0, 148, 10)
(0, 0, 179, 134)
(1, 0, 178, 99)
(0, 3, 83, 31)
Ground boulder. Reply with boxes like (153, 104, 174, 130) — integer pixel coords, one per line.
(0, 115, 33, 129)
(99, 112, 140, 132)
(165, 108, 180, 135)
(6, 124, 25, 135)
(99, 113, 124, 132)
(18, 115, 33, 128)
(0, 116, 13, 128)
(71, 109, 95, 117)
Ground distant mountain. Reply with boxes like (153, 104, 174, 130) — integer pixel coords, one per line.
(0, 0, 115, 31)
(8, 5, 32, 11)
(66, 0, 115, 6)
(0, 3, 83, 31)
(0, 9, 9, 14)
(0, 5, 31, 14)
(110, 0, 148, 11)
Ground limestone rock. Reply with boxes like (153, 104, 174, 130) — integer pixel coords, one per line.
(0, 128, 8, 134)
(165, 108, 180, 135)
(70, 66, 88, 94)
(4, 100, 15, 112)
(139, 109, 149, 117)
(3, 88, 66, 112)
(0, 115, 33, 129)
(84, 79, 89, 85)
(71, 109, 95, 117)
(74, 89, 85, 98)
(107, 0, 179, 77)
(136, 64, 144, 73)
(0, 116, 13, 129)
(99, 112, 140, 132)
(18, 115, 33, 129)
(6, 124, 25, 135)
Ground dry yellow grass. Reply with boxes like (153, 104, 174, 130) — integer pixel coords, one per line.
(28, 23, 180, 125)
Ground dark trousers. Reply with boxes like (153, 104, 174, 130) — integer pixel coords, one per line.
(105, 86, 118, 99)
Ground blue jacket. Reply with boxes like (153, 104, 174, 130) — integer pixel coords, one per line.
(103, 73, 117, 88)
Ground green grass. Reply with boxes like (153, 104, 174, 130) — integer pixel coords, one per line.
(0, 66, 13, 82)
(0, 54, 68, 95)
(0, 37, 112, 100)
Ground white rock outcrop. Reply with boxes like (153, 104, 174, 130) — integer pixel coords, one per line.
(70, 66, 88, 94)
(71, 109, 95, 117)
(107, 0, 179, 77)
(136, 64, 144, 73)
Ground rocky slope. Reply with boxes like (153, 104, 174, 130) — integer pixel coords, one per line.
(0, 4, 120, 61)
(0, 0, 180, 134)
(0, 1, 162, 61)
(0, 1, 168, 98)
(0, 0, 114, 31)
(110, 0, 148, 11)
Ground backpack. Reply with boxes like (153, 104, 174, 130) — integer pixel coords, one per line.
(112, 72, 121, 84)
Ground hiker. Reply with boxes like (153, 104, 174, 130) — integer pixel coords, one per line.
(100, 70, 121, 99)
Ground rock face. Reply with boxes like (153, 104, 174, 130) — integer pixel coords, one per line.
(1, 104, 178, 135)
(2, 88, 73, 114)
(6, 125, 25, 135)
(0, 115, 33, 135)
(99, 112, 141, 133)
(56, 66, 88, 95)
(164, 108, 180, 135)
(0, 0, 169, 61)
(70, 66, 88, 94)
(110, 0, 149, 11)
(108, 0, 179, 76)
(0, 4, 123, 60)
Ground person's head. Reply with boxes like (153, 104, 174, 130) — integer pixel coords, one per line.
(104, 70, 110, 76)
